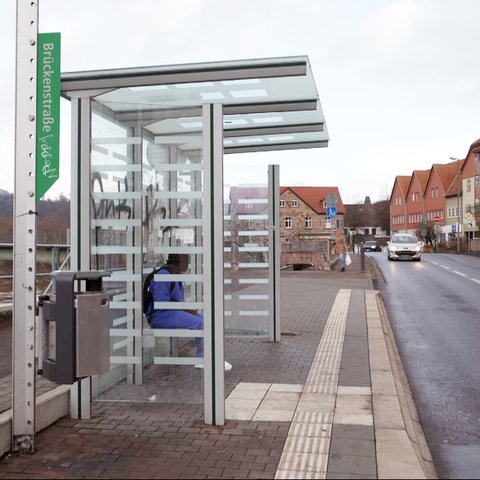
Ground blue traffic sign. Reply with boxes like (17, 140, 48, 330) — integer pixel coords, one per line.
(326, 206, 337, 217)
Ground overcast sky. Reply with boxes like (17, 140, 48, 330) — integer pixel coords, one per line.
(2, 0, 479, 204)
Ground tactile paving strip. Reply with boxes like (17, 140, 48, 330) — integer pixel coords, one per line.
(275, 289, 351, 479)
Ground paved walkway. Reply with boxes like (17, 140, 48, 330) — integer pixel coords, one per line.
(0, 254, 437, 479)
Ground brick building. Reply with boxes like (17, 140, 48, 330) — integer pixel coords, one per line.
(226, 185, 345, 269)
(390, 176, 410, 232)
(389, 137, 480, 250)
(279, 186, 345, 245)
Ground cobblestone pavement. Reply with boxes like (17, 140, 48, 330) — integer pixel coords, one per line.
(0, 254, 435, 479)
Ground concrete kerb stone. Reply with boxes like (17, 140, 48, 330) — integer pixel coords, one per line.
(376, 429, 425, 479)
(373, 291, 438, 479)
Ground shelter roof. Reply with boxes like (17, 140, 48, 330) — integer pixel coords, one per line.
(61, 56, 329, 154)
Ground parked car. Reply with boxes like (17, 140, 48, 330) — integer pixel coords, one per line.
(363, 240, 382, 252)
(387, 233, 422, 261)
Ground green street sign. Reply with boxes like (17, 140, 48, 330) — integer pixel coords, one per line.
(36, 32, 61, 201)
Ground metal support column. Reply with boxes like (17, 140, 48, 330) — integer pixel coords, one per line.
(69, 96, 93, 419)
(12, 0, 39, 453)
(268, 165, 281, 342)
(202, 103, 225, 425)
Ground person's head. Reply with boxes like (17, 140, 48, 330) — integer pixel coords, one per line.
(166, 253, 189, 273)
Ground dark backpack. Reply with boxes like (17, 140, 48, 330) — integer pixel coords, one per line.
(142, 265, 175, 317)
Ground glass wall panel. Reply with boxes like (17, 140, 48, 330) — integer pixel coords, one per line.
(89, 98, 205, 391)
(224, 164, 270, 336)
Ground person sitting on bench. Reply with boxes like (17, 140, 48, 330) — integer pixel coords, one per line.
(145, 253, 231, 371)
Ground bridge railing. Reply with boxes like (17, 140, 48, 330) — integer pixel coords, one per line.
(0, 244, 71, 297)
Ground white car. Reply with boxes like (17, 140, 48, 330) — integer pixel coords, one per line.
(387, 234, 422, 261)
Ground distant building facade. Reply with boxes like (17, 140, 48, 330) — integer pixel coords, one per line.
(343, 196, 389, 250)
(279, 186, 345, 245)
(389, 137, 480, 251)
(226, 185, 346, 269)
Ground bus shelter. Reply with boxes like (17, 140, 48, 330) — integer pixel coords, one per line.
(58, 56, 329, 426)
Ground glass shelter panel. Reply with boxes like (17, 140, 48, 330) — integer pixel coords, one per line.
(224, 164, 270, 336)
(90, 107, 143, 380)
(90, 96, 205, 389)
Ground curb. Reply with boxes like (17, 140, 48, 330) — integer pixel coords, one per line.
(375, 291, 438, 479)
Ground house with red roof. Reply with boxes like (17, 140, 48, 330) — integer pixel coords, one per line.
(405, 170, 430, 234)
(389, 175, 411, 233)
(421, 160, 461, 241)
(225, 185, 345, 267)
(279, 186, 345, 243)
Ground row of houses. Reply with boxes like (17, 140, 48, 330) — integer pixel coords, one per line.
(389, 138, 480, 250)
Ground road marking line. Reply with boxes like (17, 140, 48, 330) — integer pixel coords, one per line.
(431, 262, 480, 285)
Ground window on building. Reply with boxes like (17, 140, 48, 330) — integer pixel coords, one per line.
(291, 199, 298, 207)
(280, 199, 286, 207)
(435, 187, 439, 198)
(285, 216, 292, 229)
(467, 178, 472, 193)
(305, 217, 312, 229)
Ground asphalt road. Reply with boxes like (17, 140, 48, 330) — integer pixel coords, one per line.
(371, 251, 480, 479)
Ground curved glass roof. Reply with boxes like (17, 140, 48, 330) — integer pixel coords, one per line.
(61, 56, 329, 154)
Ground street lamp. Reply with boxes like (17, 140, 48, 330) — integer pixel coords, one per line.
(450, 157, 461, 252)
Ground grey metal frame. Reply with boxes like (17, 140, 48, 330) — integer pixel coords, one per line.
(268, 165, 281, 342)
(12, 0, 39, 452)
(202, 103, 226, 425)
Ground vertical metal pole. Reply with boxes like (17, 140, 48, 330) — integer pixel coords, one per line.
(202, 103, 225, 425)
(268, 165, 281, 342)
(361, 244, 365, 273)
(132, 126, 143, 385)
(69, 97, 92, 419)
(12, 0, 38, 453)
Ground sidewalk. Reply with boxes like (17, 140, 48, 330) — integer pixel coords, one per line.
(0, 254, 437, 479)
